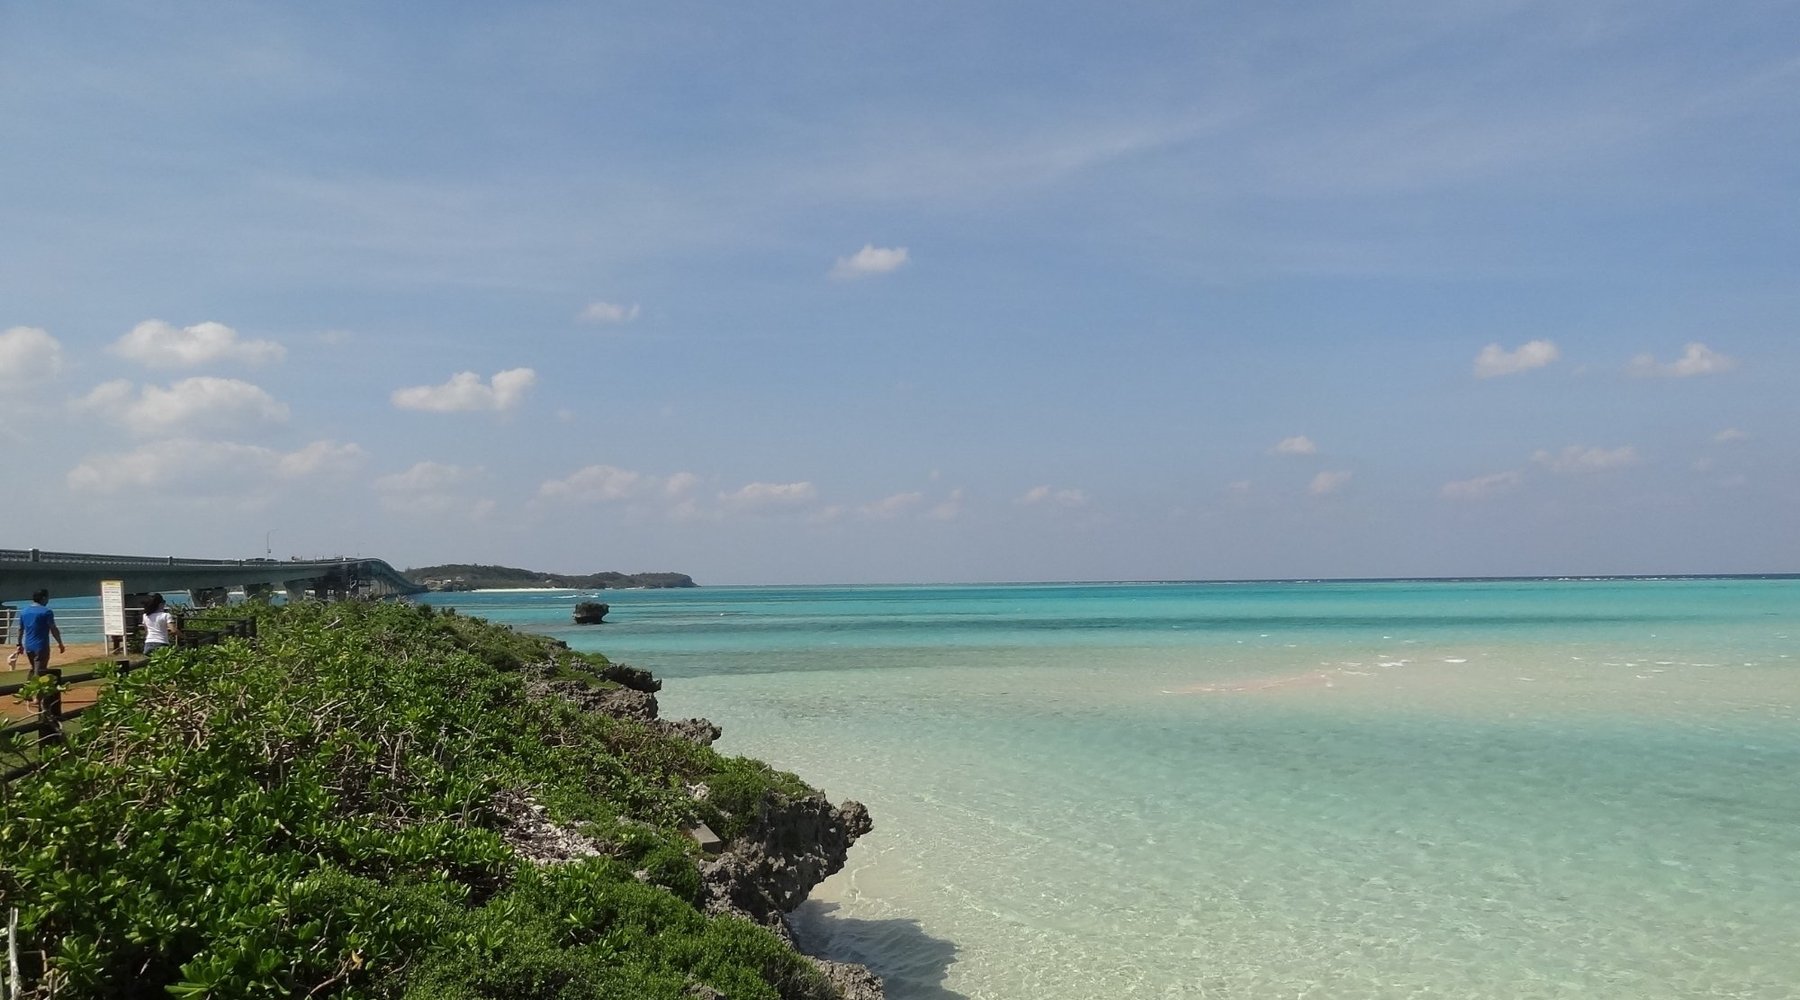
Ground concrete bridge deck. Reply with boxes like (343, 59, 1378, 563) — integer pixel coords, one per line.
(0, 548, 424, 604)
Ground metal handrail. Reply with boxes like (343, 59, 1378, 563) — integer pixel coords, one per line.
(2, 610, 108, 646)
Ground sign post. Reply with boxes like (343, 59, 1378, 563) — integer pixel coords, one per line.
(101, 580, 126, 655)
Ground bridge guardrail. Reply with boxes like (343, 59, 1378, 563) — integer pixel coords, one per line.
(0, 549, 290, 568)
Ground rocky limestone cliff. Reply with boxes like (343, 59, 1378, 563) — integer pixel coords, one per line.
(522, 657, 883, 999)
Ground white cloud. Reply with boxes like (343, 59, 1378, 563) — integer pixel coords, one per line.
(1441, 470, 1522, 500)
(830, 244, 909, 280)
(373, 461, 487, 514)
(1627, 342, 1736, 378)
(112, 320, 286, 369)
(1309, 470, 1352, 495)
(277, 440, 365, 478)
(67, 437, 363, 495)
(375, 461, 481, 494)
(1532, 444, 1640, 472)
(721, 481, 818, 510)
(77, 376, 289, 434)
(579, 301, 640, 324)
(392, 368, 536, 412)
(859, 491, 924, 519)
(1713, 427, 1748, 443)
(538, 464, 651, 503)
(1018, 485, 1089, 508)
(537, 464, 707, 512)
(806, 504, 847, 525)
(0, 326, 65, 386)
(1474, 339, 1559, 378)
(1273, 435, 1318, 455)
(927, 488, 965, 521)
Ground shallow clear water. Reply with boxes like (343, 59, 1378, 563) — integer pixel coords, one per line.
(429, 580, 1800, 1000)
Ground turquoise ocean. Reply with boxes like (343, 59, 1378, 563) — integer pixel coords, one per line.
(424, 579, 1800, 1000)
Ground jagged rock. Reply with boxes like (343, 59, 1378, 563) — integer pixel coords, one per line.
(592, 686, 658, 721)
(810, 959, 886, 1000)
(698, 794, 874, 934)
(659, 717, 723, 745)
(493, 791, 605, 864)
(524, 672, 660, 721)
(598, 662, 661, 693)
(572, 601, 610, 624)
(521, 655, 886, 999)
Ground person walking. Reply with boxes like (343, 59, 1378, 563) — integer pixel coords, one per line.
(17, 589, 65, 678)
(141, 593, 180, 654)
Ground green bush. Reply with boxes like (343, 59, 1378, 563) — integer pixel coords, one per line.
(0, 601, 832, 999)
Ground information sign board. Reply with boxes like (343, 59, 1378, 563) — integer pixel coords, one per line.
(101, 579, 126, 640)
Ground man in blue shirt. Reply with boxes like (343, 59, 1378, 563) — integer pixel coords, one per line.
(17, 589, 65, 678)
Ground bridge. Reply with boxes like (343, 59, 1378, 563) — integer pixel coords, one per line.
(0, 548, 424, 605)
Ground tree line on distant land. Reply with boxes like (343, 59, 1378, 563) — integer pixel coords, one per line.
(403, 564, 697, 591)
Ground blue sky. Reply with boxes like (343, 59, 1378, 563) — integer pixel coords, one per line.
(2, 1, 1796, 584)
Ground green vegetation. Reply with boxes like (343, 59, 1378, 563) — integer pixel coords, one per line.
(403, 565, 696, 591)
(0, 601, 827, 999)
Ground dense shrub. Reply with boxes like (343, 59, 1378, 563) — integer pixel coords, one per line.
(0, 601, 828, 999)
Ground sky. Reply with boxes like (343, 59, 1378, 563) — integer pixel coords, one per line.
(2, 1, 1797, 584)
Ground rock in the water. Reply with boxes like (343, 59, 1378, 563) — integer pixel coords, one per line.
(572, 600, 610, 624)
(699, 795, 874, 932)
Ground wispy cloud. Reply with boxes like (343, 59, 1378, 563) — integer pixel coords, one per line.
(1532, 444, 1640, 472)
(538, 464, 653, 503)
(1309, 470, 1352, 496)
(1713, 427, 1748, 443)
(392, 368, 536, 413)
(112, 320, 285, 369)
(579, 301, 640, 324)
(1017, 485, 1089, 508)
(1627, 342, 1736, 378)
(927, 487, 965, 521)
(1441, 470, 1522, 500)
(67, 438, 363, 494)
(720, 481, 818, 511)
(1474, 339, 1559, 378)
(830, 244, 909, 280)
(859, 491, 924, 519)
(1273, 435, 1318, 455)
(375, 461, 481, 493)
(373, 461, 487, 514)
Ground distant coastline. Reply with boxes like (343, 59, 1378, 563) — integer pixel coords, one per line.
(404, 563, 697, 592)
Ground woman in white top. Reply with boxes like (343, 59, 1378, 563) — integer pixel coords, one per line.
(141, 593, 179, 654)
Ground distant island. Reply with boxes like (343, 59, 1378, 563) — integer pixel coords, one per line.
(404, 563, 697, 592)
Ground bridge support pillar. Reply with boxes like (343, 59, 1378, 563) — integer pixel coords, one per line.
(283, 579, 320, 601)
(192, 587, 231, 607)
(244, 582, 276, 602)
